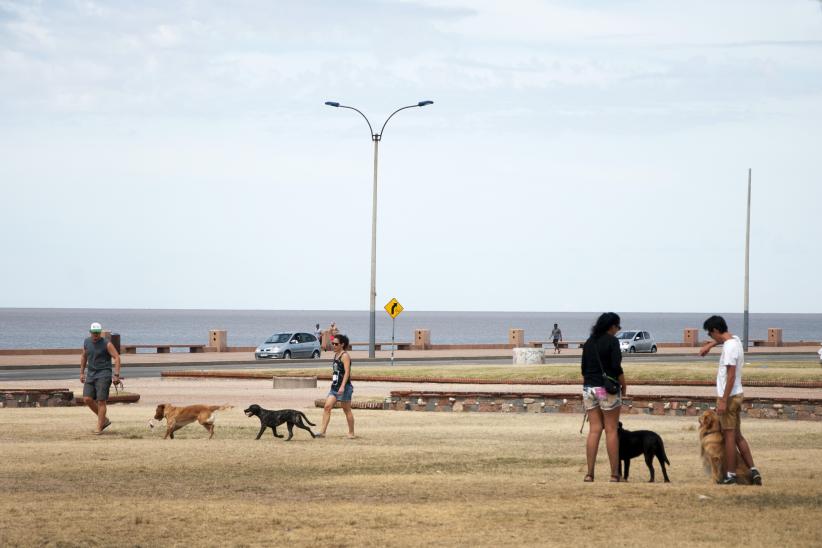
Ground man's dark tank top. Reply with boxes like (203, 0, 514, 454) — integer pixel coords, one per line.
(331, 352, 352, 391)
(84, 336, 112, 377)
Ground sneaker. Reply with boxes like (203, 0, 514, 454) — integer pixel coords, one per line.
(720, 475, 737, 485)
(750, 469, 763, 486)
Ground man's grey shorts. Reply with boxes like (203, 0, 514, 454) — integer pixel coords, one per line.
(83, 376, 112, 401)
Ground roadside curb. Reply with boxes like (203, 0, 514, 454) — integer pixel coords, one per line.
(160, 370, 822, 388)
(1, 351, 817, 370)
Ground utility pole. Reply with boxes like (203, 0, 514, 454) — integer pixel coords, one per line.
(743, 168, 751, 348)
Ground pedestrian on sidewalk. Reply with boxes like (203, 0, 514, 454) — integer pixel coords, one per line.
(699, 315, 762, 485)
(322, 321, 339, 351)
(580, 312, 626, 483)
(80, 322, 121, 434)
(550, 323, 563, 354)
(314, 323, 323, 346)
(317, 334, 355, 439)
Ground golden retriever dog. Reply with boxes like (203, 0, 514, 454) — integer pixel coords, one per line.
(698, 409, 751, 484)
(149, 404, 232, 439)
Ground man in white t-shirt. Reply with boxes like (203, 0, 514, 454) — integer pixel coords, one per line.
(699, 315, 762, 485)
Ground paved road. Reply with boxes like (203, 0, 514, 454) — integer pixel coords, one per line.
(0, 353, 816, 382)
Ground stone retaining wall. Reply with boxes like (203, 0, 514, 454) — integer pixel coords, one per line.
(1, 388, 75, 408)
(385, 391, 822, 421)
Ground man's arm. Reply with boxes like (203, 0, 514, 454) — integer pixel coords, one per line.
(80, 348, 87, 382)
(717, 365, 736, 414)
(107, 342, 121, 379)
(699, 340, 718, 357)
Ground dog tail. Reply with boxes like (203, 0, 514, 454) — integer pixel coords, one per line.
(212, 405, 233, 411)
(298, 411, 316, 426)
(658, 439, 671, 465)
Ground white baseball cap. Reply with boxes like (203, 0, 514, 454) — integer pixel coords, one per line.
(89, 322, 103, 333)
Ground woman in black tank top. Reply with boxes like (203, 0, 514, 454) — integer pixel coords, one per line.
(317, 334, 355, 438)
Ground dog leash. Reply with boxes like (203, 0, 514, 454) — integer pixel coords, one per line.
(579, 411, 587, 434)
(112, 376, 124, 395)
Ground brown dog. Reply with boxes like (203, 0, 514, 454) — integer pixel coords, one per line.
(698, 409, 751, 484)
(150, 404, 232, 439)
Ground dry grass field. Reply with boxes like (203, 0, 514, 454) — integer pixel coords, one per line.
(257, 359, 822, 383)
(1, 405, 821, 547)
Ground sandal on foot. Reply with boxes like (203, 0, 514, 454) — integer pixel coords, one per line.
(584, 474, 594, 482)
(314, 433, 325, 438)
(610, 475, 622, 482)
(101, 419, 112, 432)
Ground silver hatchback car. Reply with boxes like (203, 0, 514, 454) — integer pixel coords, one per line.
(255, 332, 321, 360)
(617, 330, 657, 353)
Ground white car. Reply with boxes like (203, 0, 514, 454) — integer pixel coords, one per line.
(255, 332, 321, 360)
(617, 330, 657, 353)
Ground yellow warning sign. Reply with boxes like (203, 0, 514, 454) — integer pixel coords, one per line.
(384, 298, 404, 319)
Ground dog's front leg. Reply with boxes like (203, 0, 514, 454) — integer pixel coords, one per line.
(256, 424, 266, 440)
(623, 459, 631, 481)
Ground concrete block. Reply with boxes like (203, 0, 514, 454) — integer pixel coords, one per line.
(509, 329, 525, 347)
(209, 329, 228, 352)
(513, 348, 544, 365)
(272, 376, 317, 389)
(683, 328, 699, 347)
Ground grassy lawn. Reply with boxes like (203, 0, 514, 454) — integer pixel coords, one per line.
(0, 406, 820, 547)
(251, 360, 822, 383)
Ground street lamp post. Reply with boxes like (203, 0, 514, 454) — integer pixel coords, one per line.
(325, 100, 434, 358)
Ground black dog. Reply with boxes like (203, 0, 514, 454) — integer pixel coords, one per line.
(618, 421, 671, 482)
(244, 404, 316, 441)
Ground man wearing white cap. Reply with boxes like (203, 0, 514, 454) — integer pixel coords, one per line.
(80, 322, 121, 434)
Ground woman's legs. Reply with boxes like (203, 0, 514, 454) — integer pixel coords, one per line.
(340, 402, 355, 437)
(320, 394, 337, 435)
(603, 407, 621, 478)
(586, 407, 604, 477)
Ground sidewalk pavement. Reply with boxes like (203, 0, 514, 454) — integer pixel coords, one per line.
(0, 344, 819, 368)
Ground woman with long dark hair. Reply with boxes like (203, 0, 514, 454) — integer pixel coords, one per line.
(317, 333, 355, 438)
(580, 312, 627, 482)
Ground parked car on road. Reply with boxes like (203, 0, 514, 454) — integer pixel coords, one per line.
(617, 330, 657, 353)
(255, 332, 321, 360)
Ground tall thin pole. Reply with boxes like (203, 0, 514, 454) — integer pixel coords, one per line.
(369, 137, 379, 358)
(743, 168, 751, 349)
(324, 100, 432, 359)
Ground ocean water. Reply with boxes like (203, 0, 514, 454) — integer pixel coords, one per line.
(0, 308, 820, 349)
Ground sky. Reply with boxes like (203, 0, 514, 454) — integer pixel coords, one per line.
(1, 0, 821, 313)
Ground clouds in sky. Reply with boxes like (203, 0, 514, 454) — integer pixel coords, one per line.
(1, 0, 821, 313)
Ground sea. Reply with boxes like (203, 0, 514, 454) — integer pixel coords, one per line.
(1, 308, 820, 350)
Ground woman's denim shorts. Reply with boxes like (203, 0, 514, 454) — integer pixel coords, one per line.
(328, 384, 354, 402)
(582, 385, 622, 412)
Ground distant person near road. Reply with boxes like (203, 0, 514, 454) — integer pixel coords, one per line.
(580, 312, 626, 482)
(550, 323, 563, 354)
(818, 345, 822, 365)
(699, 315, 762, 485)
(317, 334, 355, 439)
(314, 323, 323, 346)
(80, 322, 121, 435)
(323, 321, 339, 351)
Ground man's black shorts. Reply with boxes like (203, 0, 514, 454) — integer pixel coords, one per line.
(83, 376, 111, 401)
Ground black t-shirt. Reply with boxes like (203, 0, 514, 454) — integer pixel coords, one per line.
(580, 334, 623, 386)
(331, 353, 352, 391)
